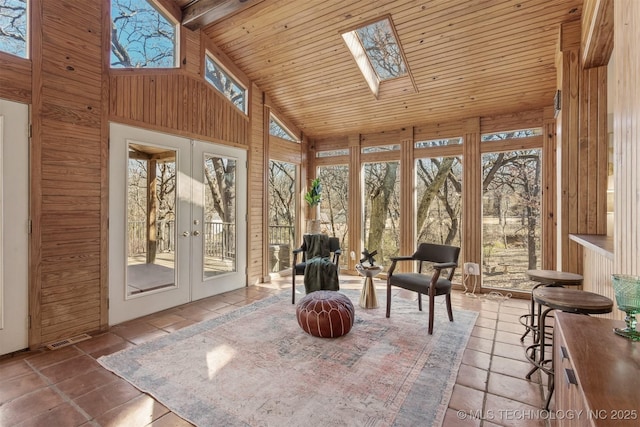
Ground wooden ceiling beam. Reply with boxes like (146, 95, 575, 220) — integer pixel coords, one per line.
(182, 0, 263, 30)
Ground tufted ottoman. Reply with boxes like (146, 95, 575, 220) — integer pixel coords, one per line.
(296, 291, 355, 338)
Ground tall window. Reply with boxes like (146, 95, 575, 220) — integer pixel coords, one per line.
(205, 54, 247, 114)
(363, 161, 400, 268)
(415, 156, 462, 247)
(0, 0, 27, 58)
(318, 165, 349, 268)
(111, 0, 177, 68)
(482, 148, 542, 291)
(268, 160, 296, 273)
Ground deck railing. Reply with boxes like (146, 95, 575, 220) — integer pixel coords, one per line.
(128, 221, 293, 265)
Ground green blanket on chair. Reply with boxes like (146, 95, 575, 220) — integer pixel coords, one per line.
(303, 234, 339, 294)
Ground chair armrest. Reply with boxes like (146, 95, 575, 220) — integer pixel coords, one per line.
(334, 249, 342, 255)
(388, 256, 414, 276)
(389, 255, 414, 262)
(292, 247, 304, 254)
(433, 262, 458, 270)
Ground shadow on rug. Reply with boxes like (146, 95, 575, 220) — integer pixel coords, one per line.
(98, 290, 478, 427)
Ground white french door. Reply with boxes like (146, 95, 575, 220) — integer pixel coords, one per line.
(109, 123, 246, 324)
(0, 99, 29, 355)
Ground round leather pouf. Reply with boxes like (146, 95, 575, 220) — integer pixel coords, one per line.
(296, 291, 355, 338)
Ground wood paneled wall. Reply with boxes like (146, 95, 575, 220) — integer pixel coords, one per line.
(29, 0, 107, 347)
(9, 0, 260, 349)
(109, 73, 249, 146)
(0, 53, 31, 103)
(614, 1, 640, 277)
(557, 20, 609, 274)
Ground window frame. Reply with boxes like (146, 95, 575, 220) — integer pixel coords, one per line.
(204, 51, 249, 115)
(110, 0, 180, 69)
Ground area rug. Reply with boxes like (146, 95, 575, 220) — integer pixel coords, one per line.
(98, 290, 478, 427)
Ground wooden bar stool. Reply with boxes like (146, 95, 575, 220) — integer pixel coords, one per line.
(520, 270, 583, 342)
(524, 287, 613, 410)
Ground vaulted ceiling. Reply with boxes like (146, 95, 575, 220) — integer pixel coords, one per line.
(175, 0, 583, 139)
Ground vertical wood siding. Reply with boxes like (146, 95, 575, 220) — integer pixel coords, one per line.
(31, 0, 106, 346)
(109, 74, 249, 146)
(557, 21, 608, 274)
(614, 1, 640, 277)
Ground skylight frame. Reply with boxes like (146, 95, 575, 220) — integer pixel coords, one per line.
(341, 15, 416, 98)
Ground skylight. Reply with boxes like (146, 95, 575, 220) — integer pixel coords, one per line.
(355, 19, 407, 80)
(342, 17, 414, 98)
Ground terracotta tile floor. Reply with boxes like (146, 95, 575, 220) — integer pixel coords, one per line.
(0, 276, 553, 427)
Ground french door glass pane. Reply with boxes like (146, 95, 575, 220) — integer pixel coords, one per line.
(363, 161, 400, 269)
(268, 160, 296, 272)
(318, 165, 349, 269)
(127, 143, 177, 296)
(203, 154, 237, 278)
(482, 149, 542, 291)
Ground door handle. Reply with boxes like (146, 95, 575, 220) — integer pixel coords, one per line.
(192, 230, 200, 236)
(182, 231, 190, 237)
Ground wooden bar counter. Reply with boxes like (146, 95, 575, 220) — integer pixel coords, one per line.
(554, 312, 640, 426)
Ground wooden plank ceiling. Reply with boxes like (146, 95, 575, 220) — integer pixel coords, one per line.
(176, 0, 583, 139)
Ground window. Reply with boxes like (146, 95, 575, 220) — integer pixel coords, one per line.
(267, 160, 296, 272)
(205, 54, 247, 114)
(269, 115, 297, 141)
(342, 17, 414, 97)
(316, 149, 349, 158)
(0, 0, 28, 58)
(318, 165, 349, 269)
(481, 128, 542, 142)
(415, 138, 462, 149)
(361, 144, 400, 154)
(363, 161, 400, 269)
(482, 149, 542, 291)
(111, 0, 178, 68)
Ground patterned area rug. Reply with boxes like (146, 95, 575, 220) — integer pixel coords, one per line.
(98, 290, 477, 427)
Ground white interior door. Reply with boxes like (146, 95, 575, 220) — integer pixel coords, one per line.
(0, 99, 29, 355)
(109, 124, 247, 325)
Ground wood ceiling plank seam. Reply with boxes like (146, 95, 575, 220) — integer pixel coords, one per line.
(257, 47, 557, 91)
(208, 0, 575, 63)
(203, 0, 415, 45)
(221, 23, 555, 83)
(395, 0, 580, 44)
(228, 12, 560, 76)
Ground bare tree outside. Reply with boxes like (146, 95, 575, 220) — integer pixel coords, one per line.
(318, 165, 349, 268)
(363, 161, 400, 268)
(0, 0, 27, 57)
(415, 156, 462, 247)
(355, 18, 406, 80)
(111, 0, 176, 68)
(205, 55, 247, 113)
(482, 142, 542, 291)
(268, 160, 296, 272)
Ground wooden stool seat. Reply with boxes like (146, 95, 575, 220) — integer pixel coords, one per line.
(525, 287, 613, 410)
(520, 270, 583, 342)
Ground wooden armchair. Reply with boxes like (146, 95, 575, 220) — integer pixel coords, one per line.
(386, 243, 460, 334)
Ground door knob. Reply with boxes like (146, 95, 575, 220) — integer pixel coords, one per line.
(192, 230, 200, 236)
(182, 231, 190, 237)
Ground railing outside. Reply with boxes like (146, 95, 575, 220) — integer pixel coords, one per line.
(129, 220, 236, 260)
(128, 221, 292, 267)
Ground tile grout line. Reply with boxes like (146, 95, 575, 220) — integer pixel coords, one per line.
(24, 353, 100, 427)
